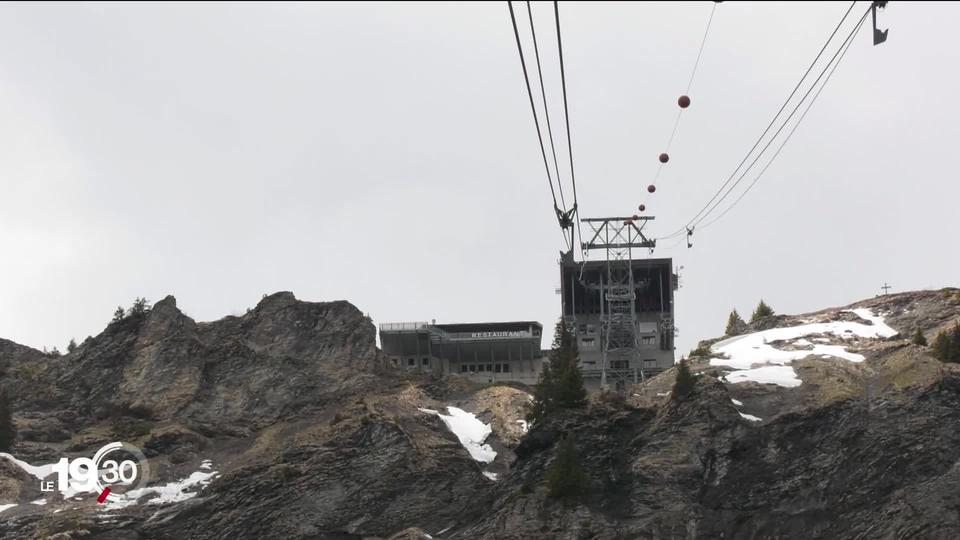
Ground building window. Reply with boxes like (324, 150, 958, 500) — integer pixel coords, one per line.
(641, 336, 655, 345)
(643, 358, 657, 367)
(461, 364, 468, 373)
(407, 358, 416, 367)
(581, 337, 595, 348)
(610, 360, 629, 370)
(486, 364, 494, 372)
(468, 364, 476, 372)
(422, 358, 429, 366)
(494, 364, 502, 373)
(502, 363, 511, 373)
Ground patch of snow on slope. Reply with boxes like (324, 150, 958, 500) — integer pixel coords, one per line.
(731, 398, 743, 406)
(723, 366, 802, 388)
(739, 412, 762, 422)
(711, 308, 894, 387)
(482, 471, 499, 481)
(101, 470, 219, 510)
(29, 498, 46, 505)
(515, 419, 529, 433)
(0, 504, 15, 513)
(419, 407, 497, 463)
(0, 453, 55, 481)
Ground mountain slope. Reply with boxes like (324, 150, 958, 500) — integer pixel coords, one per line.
(0, 288, 958, 539)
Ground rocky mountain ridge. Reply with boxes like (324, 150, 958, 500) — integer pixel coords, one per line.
(0, 288, 958, 539)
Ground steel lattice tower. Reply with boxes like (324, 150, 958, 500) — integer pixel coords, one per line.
(580, 216, 655, 389)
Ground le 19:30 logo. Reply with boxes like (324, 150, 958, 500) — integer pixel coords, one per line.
(41, 442, 151, 503)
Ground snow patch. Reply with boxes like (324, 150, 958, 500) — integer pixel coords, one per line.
(0, 504, 16, 513)
(419, 407, 497, 463)
(29, 498, 46, 505)
(0, 453, 55, 481)
(723, 366, 802, 388)
(711, 308, 894, 387)
(731, 398, 743, 406)
(739, 412, 762, 422)
(482, 471, 499, 481)
(200, 460, 213, 470)
(101, 469, 219, 510)
(515, 419, 529, 433)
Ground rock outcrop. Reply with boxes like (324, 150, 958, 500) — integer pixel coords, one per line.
(0, 289, 958, 539)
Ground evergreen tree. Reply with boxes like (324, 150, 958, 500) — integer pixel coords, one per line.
(725, 309, 747, 336)
(751, 300, 775, 322)
(528, 318, 587, 423)
(672, 358, 695, 400)
(128, 297, 151, 317)
(932, 330, 951, 361)
(545, 435, 588, 499)
(48, 347, 61, 358)
(0, 390, 15, 452)
(67, 338, 78, 354)
(112, 306, 125, 323)
(911, 328, 927, 347)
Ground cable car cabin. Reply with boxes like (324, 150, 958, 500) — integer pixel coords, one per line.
(559, 253, 676, 383)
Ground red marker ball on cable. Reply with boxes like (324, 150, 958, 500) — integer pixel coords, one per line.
(678, 95, 691, 108)
(659, 153, 669, 163)
(647, 185, 656, 193)
(638, 204, 646, 212)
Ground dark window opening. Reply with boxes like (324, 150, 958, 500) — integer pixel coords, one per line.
(494, 364, 502, 373)
(461, 364, 468, 373)
(407, 358, 416, 367)
(422, 357, 429, 366)
(610, 360, 629, 370)
(502, 363, 511, 373)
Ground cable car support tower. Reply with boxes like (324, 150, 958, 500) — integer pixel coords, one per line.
(580, 215, 656, 389)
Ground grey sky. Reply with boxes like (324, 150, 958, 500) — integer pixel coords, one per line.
(1, 2, 957, 356)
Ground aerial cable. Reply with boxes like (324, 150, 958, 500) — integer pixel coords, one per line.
(507, 1, 570, 250)
(554, 0, 584, 256)
(657, 0, 857, 240)
(690, 4, 871, 230)
(649, 2, 718, 189)
(526, 1, 567, 211)
(699, 6, 868, 231)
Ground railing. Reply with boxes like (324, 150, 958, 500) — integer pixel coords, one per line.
(379, 322, 429, 332)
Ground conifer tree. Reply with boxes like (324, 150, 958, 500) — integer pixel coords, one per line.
(932, 330, 951, 361)
(112, 306, 125, 323)
(67, 338, 78, 354)
(128, 297, 151, 317)
(528, 318, 587, 423)
(0, 390, 16, 453)
(672, 358, 695, 400)
(911, 328, 927, 347)
(725, 309, 747, 336)
(751, 300, 775, 322)
(545, 435, 588, 498)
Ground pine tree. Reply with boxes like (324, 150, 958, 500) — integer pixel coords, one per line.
(672, 358, 695, 400)
(67, 338, 78, 354)
(932, 330, 951, 361)
(725, 309, 747, 336)
(0, 390, 16, 452)
(112, 306, 125, 323)
(751, 300, 775, 322)
(128, 297, 151, 317)
(911, 328, 927, 346)
(528, 318, 586, 423)
(545, 435, 588, 499)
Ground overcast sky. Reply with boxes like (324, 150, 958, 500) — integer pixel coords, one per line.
(2, 1, 957, 356)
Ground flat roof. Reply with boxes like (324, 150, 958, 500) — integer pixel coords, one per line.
(433, 321, 541, 333)
(562, 257, 673, 269)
